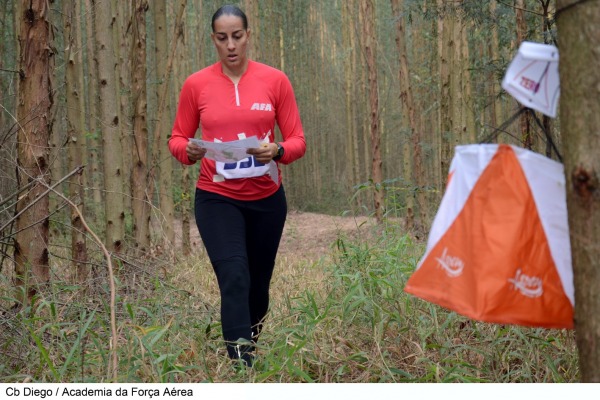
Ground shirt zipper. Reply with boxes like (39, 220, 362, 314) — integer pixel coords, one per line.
(234, 83, 240, 106)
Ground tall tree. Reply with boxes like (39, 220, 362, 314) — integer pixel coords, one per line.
(131, 0, 151, 251)
(244, 0, 261, 61)
(438, 0, 452, 188)
(360, 0, 383, 223)
(84, 0, 102, 209)
(342, 0, 361, 198)
(488, 0, 502, 136)
(391, 0, 427, 227)
(0, 3, 17, 217)
(63, 0, 88, 282)
(540, 0, 555, 158)
(556, 0, 600, 382)
(14, 0, 53, 299)
(154, 0, 175, 249)
(116, 0, 132, 215)
(516, 0, 532, 149)
(94, 0, 125, 253)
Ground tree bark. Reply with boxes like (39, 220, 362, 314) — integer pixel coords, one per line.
(14, 0, 53, 299)
(131, 0, 151, 252)
(438, 0, 452, 188)
(342, 0, 360, 198)
(63, 0, 88, 282)
(516, 0, 532, 149)
(244, 0, 261, 61)
(0, 4, 17, 231)
(541, 0, 555, 159)
(149, 0, 186, 194)
(360, 0, 383, 223)
(154, 0, 176, 249)
(84, 0, 102, 209)
(556, 0, 600, 382)
(391, 0, 427, 227)
(94, 0, 125, 253)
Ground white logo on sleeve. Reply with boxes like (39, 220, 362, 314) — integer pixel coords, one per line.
(435, 247, 465, 277)
(508, 269, 543, 298)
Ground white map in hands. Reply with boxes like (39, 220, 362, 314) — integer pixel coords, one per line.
(190, 137, 279, 184)
(190, 137, 261, 163)
(268, 160, 278, 184)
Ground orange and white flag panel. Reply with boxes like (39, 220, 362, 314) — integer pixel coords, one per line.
(404, 144, 573, 329)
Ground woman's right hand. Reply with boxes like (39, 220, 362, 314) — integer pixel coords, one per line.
(186, 141, 207, 162)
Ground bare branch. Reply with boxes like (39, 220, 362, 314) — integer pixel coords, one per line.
(0, 166, 85, 235)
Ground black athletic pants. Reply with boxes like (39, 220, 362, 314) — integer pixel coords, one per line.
(194, 186, 287, 362)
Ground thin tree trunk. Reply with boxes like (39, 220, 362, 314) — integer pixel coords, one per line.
(516, 0, 532, 149)
(461, 9, 476, 143)
(244, 0, 260, 61)
(488, 0, 500, 136)
(146, 1, 186, 254)
(342, 0, 359, 197)
(0, 4, 17, 227)
(154, 0, 176, 250)
(541, 0, 555, 159)
(131, 0, 151, 252)
(116, 0, 132, 215)
(450, 2, 463, 146)
(556, 0, 600, 382)
(14, 0, 53, 300)
(94, 0, 125, 253)
(360, 0, 383, 223)
(63, 0, 88, 283)
(180, 0, 205, 256)
(438, 0, 452, 188)
(391, 0, 427, 227)
(84, 0, 102, 209)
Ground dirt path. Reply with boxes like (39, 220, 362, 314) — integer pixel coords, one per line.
(179, 211, 376, 262)
(278, 211, 375, 261)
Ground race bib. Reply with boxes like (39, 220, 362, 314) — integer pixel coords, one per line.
(216, 156, 270, 179)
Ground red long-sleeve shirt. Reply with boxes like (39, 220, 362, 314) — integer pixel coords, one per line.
(169, 60, 306, 201)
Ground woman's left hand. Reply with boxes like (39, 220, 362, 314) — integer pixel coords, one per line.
(247, 143, 278, 164)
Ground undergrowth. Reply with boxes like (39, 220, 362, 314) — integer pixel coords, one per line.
(0, 220, 578, 382)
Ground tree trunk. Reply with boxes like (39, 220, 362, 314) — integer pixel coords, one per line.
(154, 0, 176, 250)
(0, 4, 17, 230)
(516, 0, 532, 149)
(342, 0, 360, 198)
(84, 0, 102, 210)
(14, 0, 53, 299)
(461, 9, 476, 143)
(94, 0, 125, 253)
(130, 0, 151, 252)
(541, 0, 555, 159)
(244, 0, 261, 61)
(438, 0, 452, 188)
(116, 0, 132, 216)
(556, 0, 600, 382)
(360, 0, 383, 223)
(391, 0, 427, 227)
(63, 0, 88, 282)
(450, 2, 463, 146)
(488, 0, 501, 137)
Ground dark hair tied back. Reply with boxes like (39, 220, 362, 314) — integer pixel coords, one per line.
(211, 4, 248, 32)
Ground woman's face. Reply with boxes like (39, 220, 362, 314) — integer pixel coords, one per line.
(211, 14, 250, 74)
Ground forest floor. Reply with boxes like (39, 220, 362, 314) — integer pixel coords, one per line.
(184, 210, 379, 263)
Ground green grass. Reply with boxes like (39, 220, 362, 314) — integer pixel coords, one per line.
(0, 220, 578, 382)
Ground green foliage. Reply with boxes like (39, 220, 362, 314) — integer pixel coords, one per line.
(0, 222, 578, 382)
